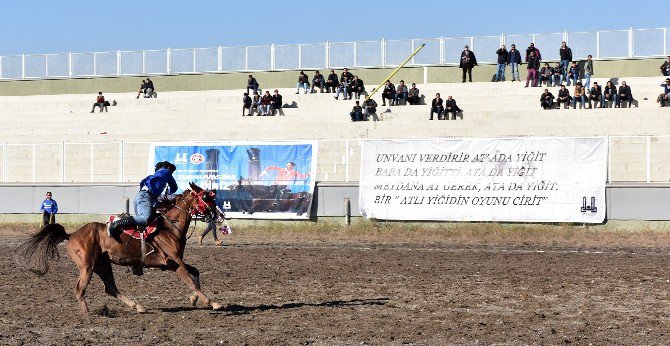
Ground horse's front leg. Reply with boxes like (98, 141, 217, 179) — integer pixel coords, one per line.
(170, 260, 222, 310)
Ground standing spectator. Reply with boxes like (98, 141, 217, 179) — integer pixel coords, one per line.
(136, 79, 147, 99)
(567, 61, 580, 86)
(260, 91, 273, 115)
(508, 44, 522, 82)
(144, 78, 155, 98)
(39, 191, 58, 226)
(247, 75, 259, 95)
(311, 71, 325, 93)
(459, 45, 477, 83)
(335, 76, 351, 100)
(395, 80, 408, 105)
(251, 92, 261, 116)
(552, 62, 564, 86)
(198, 190, 223, 246)
(363, 98, 378, 121)
(495, 45, 508, 82)
(271, 89, 284, 116)
(588, 82, 603, 109)
(658, 78, 670, 107)
(584, 55, 594, 89)
(430, 93, 444, 120)
(350, 75, 365, 100)
(539, 63, 553, 87)
(540, 89, 555, 110)
(296, 71, 310, 94)
(350, 101, 363, 122)
(407, 83, 421, 105)
(557, 84, 571, 109)
(603, 80, 618, 108)
(242, 92, 252, 116)
(559, 42, 572, 84)
(340, 68, 353, 83)
(444, 96, 462, 120)
(326, 70, 339, 93)
(381, 80, 396, 106)
(572, 82, 586, 109)
(660, 56, 670, 76)
(525, 42, 541, 63)
(525, 51, 540, 88)
(617, 81, 634, 108)
(90, 92, 108, 113)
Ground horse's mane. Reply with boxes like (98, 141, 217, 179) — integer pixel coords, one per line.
(156, 190, 190, 214)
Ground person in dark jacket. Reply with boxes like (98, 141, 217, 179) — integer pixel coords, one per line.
(136, 79, 147, 99)
(616, 81, 633, 108)
(311, 71, 325, 93)
(660, 56, 670, 76)
(507, 44, 522, 82)
(247, 75, 259, 95)
(603, 80, 618, 108)
(658, 78, 670, 107)
(39, 191, 58, 226)
(525, 51, 540, 87)
(381, 80, 396, 106)
(539, 63, 553, 87)
(271, 89, 284, 116)
(340, 68, 353, 83)
(540, 89, 555, 109)
(444, 96, 462, 120)
(588, 82, 603, 109)
(525, 42, 541, 62)
(559, 42, 572, 84)
(395, 80, 408, 105)
(296, 71, 310, 94)
(242, 92, 252, 116)
(567, 61, 580, 86)
(552, 62, 564, 86)
(407, 83, 421, 105)
(459, 45, 477, 83)
(335, 76, 351, 100)
(363, 98, 378, 121)
(557, 85, 571, 109)
(326, 70, 339, 93)
(495, 45, 508, 82)
(144, 78, 155, 98)
(350, 76, 365, 99)
(430, 93, 444, 120)
(349, 101, 363, 122)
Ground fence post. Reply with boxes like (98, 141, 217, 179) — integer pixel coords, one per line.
(217, 46, 222, 72)
(167, 48, 171, 74)
(353, 41, 357, 67)
(117, 50, 121, 76)
(68, 52, 72, 78)
(564, 30, 568, 45)
(298, 44, 302, 69)
(381, 38, 386, 68)
(665, 28, 668, 56)
(0, 55, 3, 79)
(245, 46, 249, 71)
(45, 54, 49, 78)
(93, 52, 97, 76)
(325, 41, 329, 69)
(21, 54, 25, 80)
(470, 37, 474, 52)
(270, 44, 275, 71)
(629, 27, 634, 58)
(142, 50, 146, 74)
(439, 36, 445, 65)
(500, 33, 505, 46)
(193, 48, 197, 73)
(596, 31, 600, 59)
(411, 39, 416, 65)
(61, 141, 65, 183)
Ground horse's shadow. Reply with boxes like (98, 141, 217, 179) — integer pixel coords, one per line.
(158, 297, 389, 315)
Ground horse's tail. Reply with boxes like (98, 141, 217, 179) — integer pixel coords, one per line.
(14, 223, 69, 276)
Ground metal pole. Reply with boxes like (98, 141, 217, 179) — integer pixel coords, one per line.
(629, 27, 634, 58)
(217, 46, 222, 72)
(45, 54, 49, 78)
(596, 31, 600, 59)
(21, 54, 25, 79)
(664, 28, 668, 56)
(123, 197, 130, 214)
(0, 56, 3, 79)
(270, 44, 275, 71)
(68, 52, 72, 78)
(439, 37, 445, 65)
(344, 198, 351, 226)
(298, 44, 302, 69)
(365, 43, 426, 101)
(93, 52, 97, 76)
(245, 46, 249, 71)
(325, 41, 329, 69)
(142, 50, 146, 74)
(193, 48, 197, 73)
(117, 50, 121, 76)
(353, 41, 357, 67)
(381, 38, 386, 67)
(167, 48, 171, 74)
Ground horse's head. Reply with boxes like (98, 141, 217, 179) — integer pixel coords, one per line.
(176, 182, 221, 220)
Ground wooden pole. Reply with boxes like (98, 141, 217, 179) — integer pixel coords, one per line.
(365, 43, 426, 101)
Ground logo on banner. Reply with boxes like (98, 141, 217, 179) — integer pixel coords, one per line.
(580, 196, 598, 213)
(190, 153, 205, 164)
(174, 153, 188, 164)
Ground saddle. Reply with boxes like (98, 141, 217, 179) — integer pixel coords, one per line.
(108, 214, 161, 240)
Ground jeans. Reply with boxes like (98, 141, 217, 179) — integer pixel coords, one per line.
(572, 95, 586, 108)
(260, 104, 271, 115)
(201, 220, 219, 240)
(584, 73, 592, 90)
(510, 63, 519, 80)
(296, 82, 309, 93)
(526, 69, 537, 87)
(335, 86, 349, 99)
(616, 94, 632, 107)
(133, 190, 153, 226)
(311, 81, 324, 93)
(568, 75, 578, 86)
(496, 63, 506, 81)
(395, 92, 408, 105)
(430, 106, 443, 120)
(560, 60, 569, 82)
(350, 111, 362, 121)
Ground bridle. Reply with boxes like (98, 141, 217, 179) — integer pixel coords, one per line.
(167, 189, 218, 238)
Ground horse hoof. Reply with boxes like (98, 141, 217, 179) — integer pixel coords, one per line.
(136, 304, 147, 313)
(211, 302, 223, 311)
(189, 294, 199, 306)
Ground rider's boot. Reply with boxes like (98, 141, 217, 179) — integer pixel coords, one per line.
(108, 216, 137, 238)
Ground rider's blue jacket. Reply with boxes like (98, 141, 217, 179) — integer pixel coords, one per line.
(140, 168, 178, 197)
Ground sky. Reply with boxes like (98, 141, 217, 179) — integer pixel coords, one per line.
(0, 1, 666, 56)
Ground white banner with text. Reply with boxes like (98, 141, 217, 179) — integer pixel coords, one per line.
(359, 137, 607, 223)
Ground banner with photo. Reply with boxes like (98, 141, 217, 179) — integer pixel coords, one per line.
(359, 137, 606, 223)
(149, 141, 317, 219)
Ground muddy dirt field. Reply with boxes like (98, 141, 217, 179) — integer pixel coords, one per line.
(2, 226, 670, 345)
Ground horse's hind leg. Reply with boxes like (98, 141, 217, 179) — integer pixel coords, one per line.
(185, 264, 201, 306)
(67, 243, 95, 314)
(94, 254, 146, 313)
(170, 259, 222, 310)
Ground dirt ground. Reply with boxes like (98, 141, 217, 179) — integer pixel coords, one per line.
(2, 223, 670, 345)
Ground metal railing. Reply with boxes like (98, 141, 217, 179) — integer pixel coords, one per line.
(0, 27, 667, 81)
(0, 136, 669, 184)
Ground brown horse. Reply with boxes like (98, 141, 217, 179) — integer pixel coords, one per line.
(16, 182, 224, 314)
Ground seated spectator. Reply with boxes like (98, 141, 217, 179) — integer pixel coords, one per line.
(90, 92, 108, 113)
(616, 81, 634, 108)
(588, 82, 603, 109)
(557, 85, 571, 109)
(350, 101, 363, 122)
(242, 92, 252, 116)
(326, 70, 339, 93)
(539, 63, 553, 87)
(247, 74, 259, 95)
(296, 71, 310, 94)
(311, 71, 325, 93)
(335, 76, 351, 100)
(551, 62, 564, 86)
(271, 90, 284, 116)
(603, 80, 618, 108)
(144, 78, 155, 98)
(260, 91, 273, 115)
(540, 89, 555, 110)
(430, 93, 444, 120)
(658, 78, 670, 107)
(363, 98, 378, 121)
(350, 76, 365, 100)
(395, 80, 408, 105)
(567, 61, 579, 86)
(381, 80, 396, 106)
(407, 83, 420, 105)
(572, 82, 586, 109)
(341, 68, 353, 83)
(660, 56, 670, 76)
(251, 92, 261, 116)
(136, 79, 147, 99)
(444, 96, 462, 120)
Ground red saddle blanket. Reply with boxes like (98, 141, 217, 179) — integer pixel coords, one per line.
(108, 215, 159, 240)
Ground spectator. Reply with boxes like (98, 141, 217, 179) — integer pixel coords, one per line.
(296, 71, 310, 94)
(557, 84, 571, 109)
(271, 89, 284, 116)
(381, 80, 396, 106)
(539, 63, 553, 87)
(251, 92, 261, 116)
(584, 55, 594, 89)
(326, 70, 339, 93)
(525, 42, 541, 63)
(508, 44, 522, 82)
(260, 91, 273, 115)
(430, 93, 444, 120)
(341, 68, 353, 83)
(144, 78, 155, 98)
(350, 75, 365, 100)
(617, 81, 634, 108)
(495, 45, 508, 82)
(198, 190, 223, 246)
(444, 96, 462, 120)
(540, 89, 555, 110)
(242, 92, 252, 116)
(459, 45, 477, 83)
(395, 80, 408, 105)
(572, 82, 586, 109)
(567, 61, 579, 86)
(525, 51, 540, 88)
(660, 56, 670, 76)
(350, 101, 363, 122)
(136, 79, 147, 99)
(552, 62, 564, 86)
(588, 82, 603, 109)
(311, 71, 325, 93)
(363, 98, 378, 121)
(559, 42, 572, 84)
(407, 83, 421, 105)
(39, 191, 58, 226)
(334, 76, 351, 100)
(247, 75, 259, 95)
(603, 80, 618, 108)
(658, 78, 670, 107)
(90, 92, 108, 113)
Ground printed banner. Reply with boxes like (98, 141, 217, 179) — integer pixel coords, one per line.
(359, 138, 606, 223)
(150, 141, 317, 219)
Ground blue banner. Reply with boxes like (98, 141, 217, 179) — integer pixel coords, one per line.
(150, 141, 317, 219)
